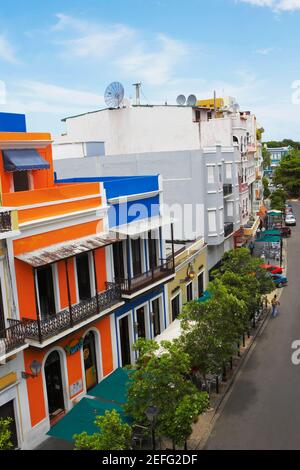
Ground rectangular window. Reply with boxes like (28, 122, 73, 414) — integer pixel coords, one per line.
(207, 166, 215, 184)
(198, 273, 204, 298)
(113, 242, 125, 281)
(76, 252, 92, 301)
(13, 171, 30, 192)
(37, 266, 56, 318)
(227, 201, 234, 217)
(186, 283, 193, 302)
(171, 294, 180, 321)
(208, 211, 217, 232)
(148, 234, 158, 270)
(218, 166, 222, 184)
(152, 298, 161, 337)
(226, 163, 232, 179)
(136, 306, 146, 338)
(131, 239, 142, 276)
(0, 401, 18, 448)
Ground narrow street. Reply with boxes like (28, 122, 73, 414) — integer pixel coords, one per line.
(205, 201, 300, 450)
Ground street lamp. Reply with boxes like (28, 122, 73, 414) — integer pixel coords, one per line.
(22, 359, 42, 379)
(145, 405, 158, 450)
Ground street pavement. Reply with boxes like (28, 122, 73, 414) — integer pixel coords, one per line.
(205, 201, 300, 450)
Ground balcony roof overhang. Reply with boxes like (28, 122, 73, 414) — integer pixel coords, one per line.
(111, 215, 173, 237)
(15, 231, 123, 268)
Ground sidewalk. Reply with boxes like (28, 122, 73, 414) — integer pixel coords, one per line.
(186, 239, 288, 450)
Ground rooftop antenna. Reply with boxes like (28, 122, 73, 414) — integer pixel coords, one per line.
(176, 94, 186, 106)
(187, 94, 197, 107)
(104, 82, 124, 108)
(133, 82, 142, 106)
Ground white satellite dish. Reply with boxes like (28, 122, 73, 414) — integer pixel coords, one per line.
(187, 94, 197, 107)
(104, 82, 125, 108)
(176, 94, 186, 106)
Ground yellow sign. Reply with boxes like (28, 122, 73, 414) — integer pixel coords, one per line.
(0, 372, 17, 391)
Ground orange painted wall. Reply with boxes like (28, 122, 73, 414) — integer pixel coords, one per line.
(15, 259, 36, 320)
(94, 248, 107, 292)
(13, 219, 104, 256)
(25, 316, 114, 427)
(17, 197, 101, 224)
(97, 315, 114, 377)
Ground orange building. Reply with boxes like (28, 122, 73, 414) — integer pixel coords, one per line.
(0, 128, 124, 447)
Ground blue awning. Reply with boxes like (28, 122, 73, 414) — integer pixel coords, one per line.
(2, 149, 50, 172)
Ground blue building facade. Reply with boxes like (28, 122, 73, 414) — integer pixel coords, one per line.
(0, 113, 26, 132)
(265, 146, 291, 177)
(56, 174, 175, 367)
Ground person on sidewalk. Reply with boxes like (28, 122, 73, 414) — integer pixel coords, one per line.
(271, 295, 280, 318)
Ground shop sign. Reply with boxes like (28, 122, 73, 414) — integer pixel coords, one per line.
(64, 337, 84, 356)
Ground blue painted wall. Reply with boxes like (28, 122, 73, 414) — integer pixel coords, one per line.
(56, 175, 161, 228)
(0, 113, 26, 132)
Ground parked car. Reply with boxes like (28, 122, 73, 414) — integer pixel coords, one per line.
(280, 226, 291, 238)
(271, 273, 288, 287)
(285, 214, 296, 226)
(261, 264, 283, 275)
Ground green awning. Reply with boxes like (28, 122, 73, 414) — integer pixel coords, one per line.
(267, 211, 283, 217)
(47, 398, 131, 443)
(262, 230, 281, 236)
(256, 236, 281, 243)
(88, 367, 135, 405)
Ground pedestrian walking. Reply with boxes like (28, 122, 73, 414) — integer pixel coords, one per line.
(271, 295, 280, 318)
(249, 240, 255, 256)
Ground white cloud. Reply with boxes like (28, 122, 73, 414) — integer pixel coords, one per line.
(254, 47, 274, 55)
(115, 34, 190, 86)
(238, 0, 300, 11)
(1, 80, 104, 115)
(52, 14, 191, 86)
(0, 34, 18, 64)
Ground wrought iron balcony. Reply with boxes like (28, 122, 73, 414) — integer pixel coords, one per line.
(0, 321, 26, 358)
(118, 258, 175, 296)
(224, 222, 234, 238)
(223, 184, 233, 197)
(22, 282, 122, 343)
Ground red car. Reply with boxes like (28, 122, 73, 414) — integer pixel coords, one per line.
(261, 264, 283, 275)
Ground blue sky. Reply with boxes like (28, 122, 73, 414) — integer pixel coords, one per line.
(1, 0, 300, 139)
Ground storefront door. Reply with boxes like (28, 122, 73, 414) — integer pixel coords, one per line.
(119, 315, 131, 366)
(83, 331, 98, 391)
(45, 351, 65, 423)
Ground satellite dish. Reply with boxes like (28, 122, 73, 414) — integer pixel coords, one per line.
(187, 94, 197, 107)
(104, 82, 125, 108)
(176, 94, 186, 106)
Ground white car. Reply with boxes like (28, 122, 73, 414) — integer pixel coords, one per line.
(285, 214, 296, 226)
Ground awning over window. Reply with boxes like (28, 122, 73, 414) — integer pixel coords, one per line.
(15, 232, 122, 268)
(2, 149, 50, 172)
(111, 215, 173, 237)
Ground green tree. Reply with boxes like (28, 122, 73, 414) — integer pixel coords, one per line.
(0, 418, 13, 450)
(125, 339, 209, 447)
(273, 150, 300, 197)
(262, 147, 271, 170)
(74, 409, 132, 450)
(262, 176, 271, 199)
(270, 188, 288, 211)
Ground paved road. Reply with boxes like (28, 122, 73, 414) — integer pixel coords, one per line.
(205, 201, 300, 450)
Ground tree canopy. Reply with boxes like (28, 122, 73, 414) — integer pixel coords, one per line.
(273, 150, 300, 197)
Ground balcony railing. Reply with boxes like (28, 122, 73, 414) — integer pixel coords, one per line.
(224, 222, 234, 238)
(118, 258, 175, 295)
(0, 321, 26, 357)
(223, 184, 233, 197)
(0, 210, 12, 233)
(22, 282, 122, 343)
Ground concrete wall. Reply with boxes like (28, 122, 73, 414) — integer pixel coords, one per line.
(57, 106, 202, 156)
